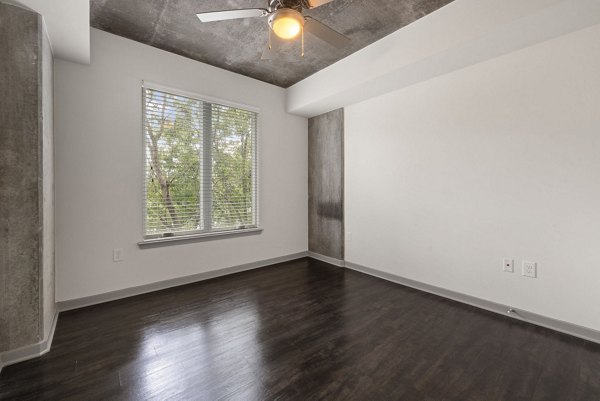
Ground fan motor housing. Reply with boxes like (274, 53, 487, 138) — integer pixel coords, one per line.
(268, 8, 305, 31)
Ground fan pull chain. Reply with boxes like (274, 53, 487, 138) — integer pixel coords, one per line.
(301, 26, 304, 57)
(268, 28, 272, 50)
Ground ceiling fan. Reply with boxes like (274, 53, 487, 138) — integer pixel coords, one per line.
(196, 0, 350, 58)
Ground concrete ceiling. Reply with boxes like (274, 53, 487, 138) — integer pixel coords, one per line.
(90, 0, 455, 88)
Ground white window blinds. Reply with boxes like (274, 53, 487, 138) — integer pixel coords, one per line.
(143, 86, 258, 238)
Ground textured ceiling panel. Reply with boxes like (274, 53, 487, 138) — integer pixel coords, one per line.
(90, 0, 455, 87)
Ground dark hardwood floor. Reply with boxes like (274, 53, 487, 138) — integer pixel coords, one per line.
(1, 257, 599, 400)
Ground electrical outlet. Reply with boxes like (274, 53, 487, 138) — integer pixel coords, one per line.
(113, 248, 124, 262)
(522, 261, 537, 278)
(503, 258, 514, 273)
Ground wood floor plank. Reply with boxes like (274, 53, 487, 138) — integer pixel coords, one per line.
(1, 258, 599, 400)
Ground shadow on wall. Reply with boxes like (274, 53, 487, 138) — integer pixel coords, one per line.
(317, 201, 343, 221)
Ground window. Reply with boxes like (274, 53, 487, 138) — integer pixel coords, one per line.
(143, 84, 258, 239)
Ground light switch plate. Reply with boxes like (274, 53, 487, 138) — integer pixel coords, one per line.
(522, 261, 537, 278)
(113, 248, 124, 262)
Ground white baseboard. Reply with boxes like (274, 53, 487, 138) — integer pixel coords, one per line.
(307, 251, 345, 267)
(0, 309, 59, 372)
(345, 261, 600, 345)
(11, 254, 594, 372)
(57, 252, 309, 312)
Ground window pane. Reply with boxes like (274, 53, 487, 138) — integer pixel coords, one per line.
(143, 86, 258, 238)
(144, 89, 203, 235)
(211, 104, 257, 230)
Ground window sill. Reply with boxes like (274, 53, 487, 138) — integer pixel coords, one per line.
(138, 227, 263, 247)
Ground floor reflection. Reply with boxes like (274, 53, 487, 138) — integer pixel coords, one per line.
(135, 297, 264, 399)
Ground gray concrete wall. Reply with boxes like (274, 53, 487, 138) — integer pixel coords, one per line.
(0, 2, 54, 352)
(308, 109, 344, 260)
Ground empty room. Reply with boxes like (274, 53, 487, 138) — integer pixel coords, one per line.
(1, 0, 600, 399)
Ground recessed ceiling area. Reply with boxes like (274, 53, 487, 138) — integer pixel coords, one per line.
(90, 0, 455, 88)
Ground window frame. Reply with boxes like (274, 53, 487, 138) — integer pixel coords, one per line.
(139, 81, 261, 245)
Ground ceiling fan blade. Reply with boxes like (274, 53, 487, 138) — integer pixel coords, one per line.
(304, 17, 350, 48)
(196, 8, 268, 22)
(306, 0, 335, 8)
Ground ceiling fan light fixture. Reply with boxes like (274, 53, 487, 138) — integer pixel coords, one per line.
(269, 8, 304, 40)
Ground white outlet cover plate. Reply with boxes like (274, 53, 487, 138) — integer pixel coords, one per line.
(113, 248, 124, 262)
(503, 258, 514, 273)
(522, 261, 537, 278)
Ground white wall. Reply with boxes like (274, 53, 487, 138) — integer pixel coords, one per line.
(10, 0, 90, 64)
(345, 24, 600, 331)
(55, 29, 308, 301)
(287, 0, 600, 118)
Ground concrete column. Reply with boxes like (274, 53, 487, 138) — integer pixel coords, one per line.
(0, 2, 55, 356)
(308, 108, 344, 260)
